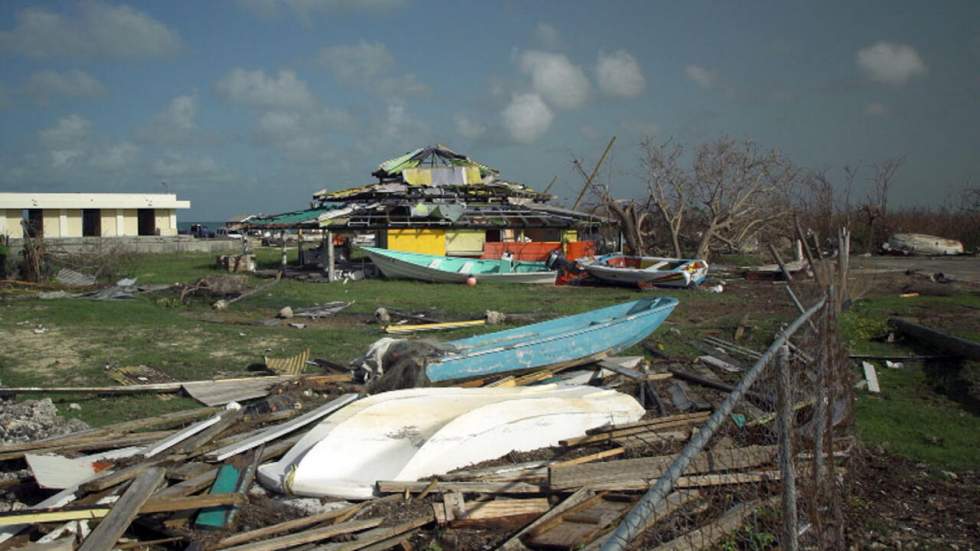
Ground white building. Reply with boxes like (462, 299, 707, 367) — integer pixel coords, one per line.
(0, 193, 191, 239)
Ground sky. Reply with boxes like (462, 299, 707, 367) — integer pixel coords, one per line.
(0, 0, 978, 221)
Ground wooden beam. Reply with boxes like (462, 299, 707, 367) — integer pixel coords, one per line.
(583, 490, 701, 550)
(218, 519, 382, 551)
(496, 488, 596, 551)
(888, 318, 980, 361)
(433, 498, 550, 528)
(316, 512, 435, 551)
(77, 467, 165, 551)
(549, 446, 776, 490)
(376, 481, 542, 495)
(651, 496, 778, 551)
(550, 448, 624, 469)
(572, 137, 616, 211)
(212, 502, 365, 549)
(0, 493, 245, 527)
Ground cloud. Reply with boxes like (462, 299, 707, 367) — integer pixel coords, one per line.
(319, 41, 428, 98)
(318, 41, 394, 82)
(0, 2, 181, 59)
(596, 50, 645, 97)
(501, 93, 553, 143)
(454, 114, 487, 140)
(856, 42, 926, 85)
(215, 68, 317, 111)
(39, 114, 91, 149)
(518, 50, 590, 110)
(240, 0, 405, 20)
(151, 153, 227, 180)
(533, 23, 561, 50)
(865, 102, 888, 116)
(90, 142, 140, 171)
(138, 94, 200, 144)
(684, 64, 717, 89)
(252, 107, 352, 162)
(23, 70, 106, 103)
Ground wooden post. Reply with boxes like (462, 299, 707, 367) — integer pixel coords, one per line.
(297, 230, 304, 266)
(77, 467, 165, 551)
(279, 231, 287, 268)
(327, 230, 335, 282)
(776, 345, 798, 551)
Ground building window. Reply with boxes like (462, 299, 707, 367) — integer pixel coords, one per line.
(82, 209, 101, 237)
(137, 209, 156, 236)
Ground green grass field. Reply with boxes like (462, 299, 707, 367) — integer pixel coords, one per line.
(1, 249, 977, 471)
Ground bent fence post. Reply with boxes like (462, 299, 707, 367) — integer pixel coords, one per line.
(600, 297, 826, 551)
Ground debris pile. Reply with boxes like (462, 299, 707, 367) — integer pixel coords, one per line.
(0, 398, 89, 444)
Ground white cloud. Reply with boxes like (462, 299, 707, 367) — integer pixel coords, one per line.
(240, 0, 405, 19)
(138, 94, 199, 144)
(252, 107, 351, 161)
(24, 69, 106, 102)
(151, 153, 228, 180)
(865, 102, 888, 116)
(856, 42, 926, 85)
(39, 114, 91, 149)
(596, 50, 645, 97)
(684, 64, 716, 89)
(501, 93, 553, 143)
(533, 23, 561, 50)
(454, 114, 487, 140)
(518, 50, 591, 110)
(377, 74, 430, 97)
(90, 142, 140, 170)
(318, 41, 393, 82)
(215, 68, 317, 111)
(0, 2, 181, 59)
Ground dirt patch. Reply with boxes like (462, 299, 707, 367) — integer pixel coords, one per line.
(847, 447, 979, 548)
(1, 326, 86, 379)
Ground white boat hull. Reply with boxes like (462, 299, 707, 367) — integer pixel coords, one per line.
(580, 255, 708, 288)
(257, 386, 644, 499)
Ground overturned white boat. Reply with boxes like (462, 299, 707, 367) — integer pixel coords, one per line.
(257, 385, 644, 499)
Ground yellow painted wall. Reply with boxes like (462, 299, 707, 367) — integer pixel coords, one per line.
(562, 230, 578, 242)
(122, 209, 138, 236)
(100, 210, 117, 236)
(387, 229, 446, 256)
(42, 210, 60, 238)
(155, 209, 173, 236)
(64, 209, 82, 238)
(445, 230, 486, 256)
(2, 210, 23, 238)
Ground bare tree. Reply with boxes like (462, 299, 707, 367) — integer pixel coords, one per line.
(690, 138, 800, 260)
(642, 138, 689, 258)
(861, 157, 903, 253)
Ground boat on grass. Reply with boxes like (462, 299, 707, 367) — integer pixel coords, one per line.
(257, 385, 644, 499)
(362, 246, 556, 284)
(578, 254, 709, 288)
(425, 297, 678, 383)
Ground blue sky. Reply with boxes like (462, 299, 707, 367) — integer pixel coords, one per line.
(1, 0, 977, 220)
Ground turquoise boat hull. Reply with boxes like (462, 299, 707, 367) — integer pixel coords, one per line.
(426, 297, 679, 382)
(362, 247, 555, 284)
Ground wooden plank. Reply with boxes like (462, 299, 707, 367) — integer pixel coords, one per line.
(526, 495, 634, 550)
(861, 362, 881, 393)
(0, 431, 174, 462)
(597, 357, 646, 380)
(433, 498, 550, 528)
(550, 448, 624, 469)
(206, 394, 359, 462)
(376, 481, 542, 495)
(12, 536, 75, 551)
(0, 494, 244, 527)
(218, 519, 382, 551)
(386, 319, 486, 334)
(549, 446, 776, 490)
(77, 467, 165, 551)
(888, 318, 980, 361)
(588, 470, 781, 492)
(142, 413, 224, 458)
(315, 513, 434, 551)
(696, 355, 741, 373)
(182, 379, 289, 407)
(496, 488, 595, 551)
(212, 502, 365, 549)
(652, 496, 778, 551)
(583, 490, 701, 550)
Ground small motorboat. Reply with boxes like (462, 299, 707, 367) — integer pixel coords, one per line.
(578, 254, 709, 288)
(425, 297, 678, 383)
(256, 385, 644, 499)
(362, 247, 556, 284)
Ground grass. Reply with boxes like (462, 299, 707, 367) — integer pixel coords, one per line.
(3, 249, 978, 473)
(840, 293, 980, 471)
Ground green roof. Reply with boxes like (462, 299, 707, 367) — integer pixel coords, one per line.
(244, 205, 341, 228)
(373, 145, 497, 179)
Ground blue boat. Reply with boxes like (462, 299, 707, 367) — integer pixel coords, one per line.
(426, 297, 679, 382)
(362, 247, 556, 284)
